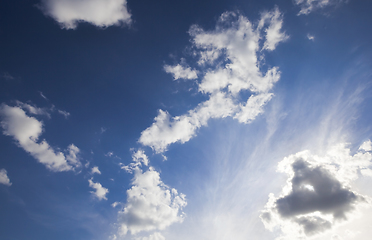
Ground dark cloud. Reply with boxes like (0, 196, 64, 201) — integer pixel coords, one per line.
(276, 159, 361, 220)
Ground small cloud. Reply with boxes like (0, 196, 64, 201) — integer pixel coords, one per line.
(111, 201, 122, 208)
(100, 127, 107, 134)
(105, 151, 114, 157)
(88, 178, 109, 201)
(57, 109, 70, 119)
(0, 169, 12, 186)
(164, 63, 198, 80)
(15, 100, 51, 118)
(307, 33, 315, 41)
(39, 91, 48, 100)
(39, 0, 132, 29)
(91, 166, 101, 175)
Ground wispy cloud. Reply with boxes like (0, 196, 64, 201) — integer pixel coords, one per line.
(39, 0, 132, 29)
(0, 104, 81, 172)
(139, 8, 288, 153)
(294, 0, 346, 15)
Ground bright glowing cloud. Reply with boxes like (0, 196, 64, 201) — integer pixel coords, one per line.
(116, 150, 186, 237)
(139, 8, 288, 153)
(0, 103, 81, 172)
(117, 167, 187, 236)
(88, 178, 109, 200)
(0, 169, 11, 186)
(39, 0, 132, 29)
(261, 141, 372, 238)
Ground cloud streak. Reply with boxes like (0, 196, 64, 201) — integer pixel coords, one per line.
(0, 103, 81, 172)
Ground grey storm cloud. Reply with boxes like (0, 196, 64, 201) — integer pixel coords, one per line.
(275, 159, 361, 220)
(261, 143, 372, 238)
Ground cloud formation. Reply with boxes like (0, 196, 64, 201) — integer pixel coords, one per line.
(164, 64, 198, 80)
(117, 167, 187, 236)
(88, 178, 109, 200)
(294, 0, 345, 15)
(0, 103, 81, 172)
(0, 169, 12, 186)
(116, 150, 186, 238)
(261, 142, 372, 238)
(139, 8, 288, 153)
(39, 0, 131, 29)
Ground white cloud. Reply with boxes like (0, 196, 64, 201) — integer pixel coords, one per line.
(258, 7, 289, 51)
(140, 9, 288, 153)
(164, 64, 198, 80)
(307, 34, 315, 41)
(294, 0, 346, 15)
(39, 0, 132, 29)
(261, 141, 372, 239)
(139, 232, 165, 240)
(0, 169, 11, 186)
(117, 167, 187, 236)
(88, 178, 109, 201)
(121, 149, 149, 173)
(0, 104, 81, 172)
(16, 100, 51, 118)
(91, 166, 101, 175)
(57, 109, 70, 118)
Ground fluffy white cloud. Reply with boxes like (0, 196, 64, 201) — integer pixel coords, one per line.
(91, 166, 101, 175)
(140, 9, 288, 153)
(294, 0, 346, 15)
(164, 64, 198, 80)
(39, 0, 131, 29)
(0, 169, 11, 186)
(88, 178, 109, 200)
(261, 141, 372, 239)
(117, 166, 186, 236)
(0, 104, 81, 172)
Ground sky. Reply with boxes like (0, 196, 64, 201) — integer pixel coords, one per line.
(1, 0, 372, 239)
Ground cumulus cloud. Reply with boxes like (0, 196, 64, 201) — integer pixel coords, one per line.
(0, 103, 81, 172)
(294, 0, 346, 15)
(0, 169, 12, 186)
(91, 166, 101, 175)
(88, 178, 109, 200)
(139, 8, 288, 153)
(261, 141, 372, 238)
(39, 0, 132, 29)
(117, 167, 187, 236)
(164, 64, 198, 80)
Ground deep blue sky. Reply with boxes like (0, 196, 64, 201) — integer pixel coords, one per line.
(1, 0, 372, 239)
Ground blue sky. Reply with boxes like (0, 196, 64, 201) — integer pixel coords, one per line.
(1, 0, 372, 239)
